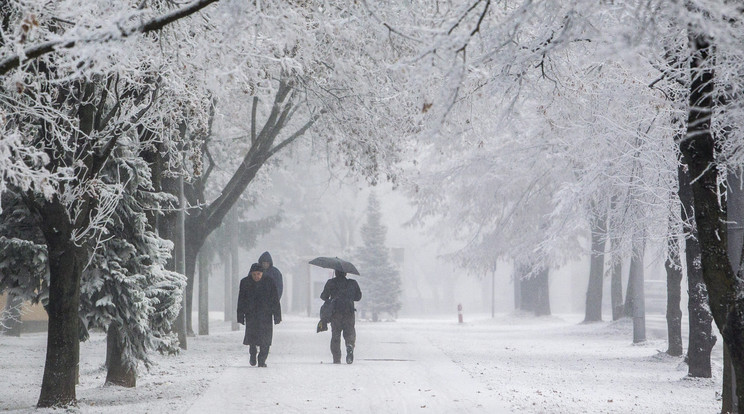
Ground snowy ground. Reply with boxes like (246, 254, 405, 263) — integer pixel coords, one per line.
(0, 313, 723, 413)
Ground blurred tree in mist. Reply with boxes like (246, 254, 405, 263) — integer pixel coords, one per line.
(357, 192, 401, 321)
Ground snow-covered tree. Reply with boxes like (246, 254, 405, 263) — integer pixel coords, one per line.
(356, 192, 401, 321)
(0, 0, 217, 406)
(78, 143, 185, 387)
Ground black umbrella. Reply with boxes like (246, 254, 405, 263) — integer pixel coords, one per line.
(308, 256, 360, 275)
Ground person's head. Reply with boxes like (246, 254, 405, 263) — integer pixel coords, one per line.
(334, 270, 347, 278)
(258, 252, 273, 269)
(249, 263, 263, 282)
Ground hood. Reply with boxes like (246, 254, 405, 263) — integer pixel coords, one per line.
(258, 251, 273, 266)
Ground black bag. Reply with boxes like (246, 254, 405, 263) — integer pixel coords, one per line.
(320, 300, 334, 322)
(316, 300, 333, 333)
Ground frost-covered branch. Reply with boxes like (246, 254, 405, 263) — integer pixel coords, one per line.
(0, 0, 220, 76)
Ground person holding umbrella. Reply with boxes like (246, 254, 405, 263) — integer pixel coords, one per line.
(312, 257, 362, 364)
(237, 263, 282, 367)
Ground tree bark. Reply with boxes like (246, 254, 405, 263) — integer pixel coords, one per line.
(610, 238, 624, 321)
(725, 172, 744, 412)
(174, 176, 188, 349)
(198, 253, 210, 336)
(534, 267, 551, 317)
(625, 236, 646, 343)
(723, 345, 739, 414)
(105, 327, 136, 387)
(223, 253, 233, 322)
(679, 32, 744, 404)
(584, 214, 606, 322)
(665, 231, 684, 356)
(230, 212, 241, 331)
(679, 164, 716, 377)
(36, 200, 83, 407)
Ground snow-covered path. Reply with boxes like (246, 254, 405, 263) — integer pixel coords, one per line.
(187, 318, 510, 413)
(0, 313, 723, 413)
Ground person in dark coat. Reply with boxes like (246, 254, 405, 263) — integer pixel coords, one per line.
(320, 270, 362, 364)
(259, 251, 283, 299)
(237, 263, 282, 367)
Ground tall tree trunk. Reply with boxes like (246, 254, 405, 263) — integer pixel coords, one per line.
(534, 266, 551, 317)
(175, 176, 188, 349)
(610, 238, 624, 321)
(37, 201, 83, 407)
(679, 31, 744, 405)
(665, 230, 684, 356)
(517, 265, 536, 313)
(584, 215, 606, 322)
(723, 345, 739, 414)
(513, 268, 522, 311)
(184, 241, 197, 337)
(198, 254, 210, 336)
(625, 236, 646, 343)
(105, 326, 136, 387)
(679, 164, 716, 377)
(223, 255, 233, 322)
(230, 212, 241, 331)
(726, 172, 744, 412)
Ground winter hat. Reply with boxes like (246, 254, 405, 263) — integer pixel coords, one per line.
(249, 263, 263, 273)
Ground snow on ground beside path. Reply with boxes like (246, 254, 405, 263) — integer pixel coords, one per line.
(424, 313, 722, 413)
(0, 313, 723, 413)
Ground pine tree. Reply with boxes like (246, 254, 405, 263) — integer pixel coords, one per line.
(356, 192, 401, 321)
(79, 143, 185, 386)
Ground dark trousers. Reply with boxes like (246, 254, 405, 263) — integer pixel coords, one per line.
(330, 312, 356, 362)
(249, 344, 270, 364)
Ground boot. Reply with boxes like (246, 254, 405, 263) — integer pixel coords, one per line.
(249, 354, 257, 366)
(346, 344, 354, 364)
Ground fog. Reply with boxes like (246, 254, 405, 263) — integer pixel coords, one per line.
(194, 153, 674, 323)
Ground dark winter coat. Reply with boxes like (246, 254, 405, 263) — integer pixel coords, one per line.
(259, 251, 284, 299)
(320, 275, 362, 316)
(237, 275, 282, 347)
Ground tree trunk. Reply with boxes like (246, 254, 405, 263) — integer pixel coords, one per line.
(610, 238, 624, 321)
(517, 265, 536, 313)
(175, 176, 188, 349)
(584, 216, 606, 322)
(723, 345, 739, 414)
(184, 239, 198, 337)
(105, 327, 136, 387)
(679, 32, 744, 403)
(230, 213, 241, 331)
(626, 236, 646, 343)
(726, 171, 744, 412)
(534, 267, 551, 317)
(679, 164, 716, 377)
(513, 268, 522, 311)
(37, 201, 83, 407)
(665, 232, 684, 356)
(198, 254, 210, 336)
(223, 255, 233, 322)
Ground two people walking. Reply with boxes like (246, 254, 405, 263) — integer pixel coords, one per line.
(237, 252, 363, 366)
(237, 253, 282, 367)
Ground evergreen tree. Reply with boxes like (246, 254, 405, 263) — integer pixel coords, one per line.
(79, 141, 185, 386)
(356, 192, 401, 321)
